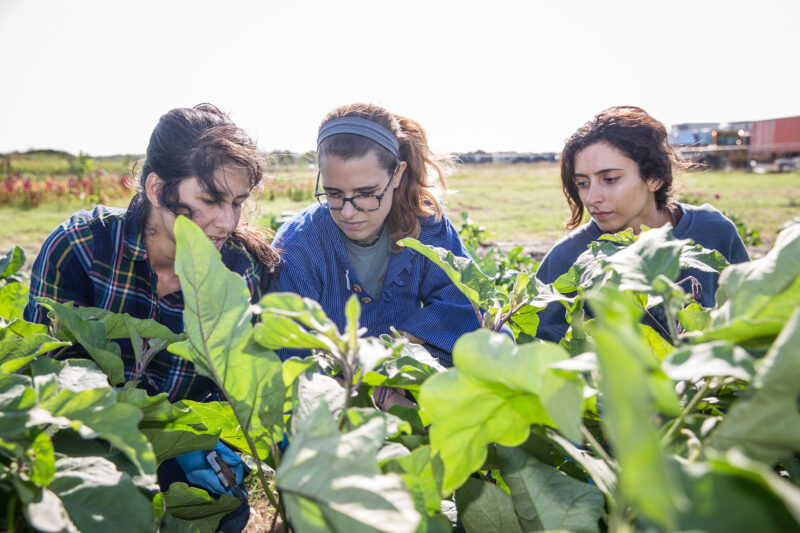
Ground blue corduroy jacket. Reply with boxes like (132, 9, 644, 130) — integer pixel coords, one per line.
(271, 204, 481, 365)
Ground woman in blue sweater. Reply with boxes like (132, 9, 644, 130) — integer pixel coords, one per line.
(535, 106, 750, 342)
(272, 103, 480, 367)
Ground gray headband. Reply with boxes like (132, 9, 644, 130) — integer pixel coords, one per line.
(317, 117, 400, 158)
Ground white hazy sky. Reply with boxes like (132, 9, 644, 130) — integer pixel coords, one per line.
(1, 0, 798, 156)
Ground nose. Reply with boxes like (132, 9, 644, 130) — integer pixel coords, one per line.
(340, 199, 358, 219)
(215, 203, 236, 233)
(585, 183, 603, 206)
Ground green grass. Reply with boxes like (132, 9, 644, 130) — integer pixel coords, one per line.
(2, 162, 798, 263)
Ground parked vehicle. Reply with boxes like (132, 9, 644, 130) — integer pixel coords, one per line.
(671, 115, 800, 171)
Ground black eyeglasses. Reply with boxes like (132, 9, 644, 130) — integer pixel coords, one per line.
(314, 163, 398, 212)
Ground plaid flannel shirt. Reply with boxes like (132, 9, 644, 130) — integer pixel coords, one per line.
(23, 197, 262, 401)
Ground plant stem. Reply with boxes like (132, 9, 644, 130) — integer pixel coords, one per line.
(661, 381, 710, 447)
(7, 491, 16, 533)
(581, 425, 616, 469)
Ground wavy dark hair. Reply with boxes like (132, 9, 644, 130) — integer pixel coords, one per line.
(560, 106, 690, 230)
(317, 103, 452, 244)
(136, 103, 279, 288)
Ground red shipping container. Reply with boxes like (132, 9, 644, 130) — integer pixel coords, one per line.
(750, 116, 800, 154)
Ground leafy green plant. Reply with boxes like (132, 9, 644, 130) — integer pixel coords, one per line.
(2, 217, 800, 532)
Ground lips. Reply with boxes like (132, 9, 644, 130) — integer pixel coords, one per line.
(208, 235, 228, 249)
(591, 211, 613, 220)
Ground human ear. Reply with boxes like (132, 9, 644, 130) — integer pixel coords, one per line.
(392, 161, 408, 189)
(144, 172, 165, 207)
(647, 177, 664, 192)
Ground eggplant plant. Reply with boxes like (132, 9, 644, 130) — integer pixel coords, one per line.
(2, 218, 800, 532)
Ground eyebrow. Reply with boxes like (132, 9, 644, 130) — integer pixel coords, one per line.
(574, 167, 623, 178)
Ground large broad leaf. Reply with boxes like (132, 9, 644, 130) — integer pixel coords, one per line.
(23, 487, 79, 533)
(160, 482, 241, 533)
(707, 308, 800, 463)
(382, 446, 444, 516)
(455, 477, 522, 533)
(0, 333, 71, 373)
(0, 281, 28, 321)
(497, 445, 604, 532)
(47, 455, 157, 533)
(255, 292, 346, 353)
(587, 286, 683, 530)
(0, 245, 25, 278)
(675, 450, 800, 531)
(397, 238, 492, 313)
(118, 389, 222, 464)
(276, 403, 421, 533)
(290, 371, 345, 437)
(662, 341, 756, 382)
(36, 384, 156, 477)
(170, 216, 285, 454)
(703, 222, 800, 346)
(420, 330, 583, 493)
(600, 225, 686, 293)
(35, 298, 126, 385)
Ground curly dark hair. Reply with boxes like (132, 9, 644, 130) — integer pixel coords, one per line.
(560, 106, 689, 230)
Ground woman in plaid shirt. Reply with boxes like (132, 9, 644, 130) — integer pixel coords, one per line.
(24, 104, 278, 532)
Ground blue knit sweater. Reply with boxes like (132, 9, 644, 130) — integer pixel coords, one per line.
(271, 204, 481, 365)
(535, 202, 750, 342)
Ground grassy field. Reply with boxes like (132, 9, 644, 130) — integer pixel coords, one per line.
(2, 160, 798, 261)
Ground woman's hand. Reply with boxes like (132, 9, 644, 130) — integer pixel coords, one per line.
(398, 330, 424, 344)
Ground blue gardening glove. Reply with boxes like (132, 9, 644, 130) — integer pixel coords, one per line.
(175, 442, 248, 497)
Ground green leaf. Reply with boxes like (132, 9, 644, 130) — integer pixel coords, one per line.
(637, 323, 675, 360)
(277, 403, 421, 533)
(162, 482, 241, 533)
(383, 446, 444, 516)
(497, 445, 604, 532)
(290, 371, 345, 436)
(28, 432, 56, 486)
(0, 318, 49, 340)
(22, 487, 79, 533)
(0, 333, 71, 372)
(662, 341, 756, 382)
(255, 292, 346, 353)
(420, 330, 582, 493)
(171, 216, 286, 451)
(30, 357, 109, 392)
(675, 451, 800, 531)
(48, 455, 157, 533)
(707, 308, 800, 463)
(0, 281, 28, 321)
(705, 222, 800, 346)
(455, 477, 522, 533)
(545, 429, 617, 498)
(73, 307, 178, 341)
(121, 392, 223, 464)
(35, 297, 126, 385)
(587, 286, 683, 529)
(0, 245, 26, 279)
(601, 225, 686, 292)
(398, 238, 491, 313)
(678, 242, 729, 273)
(677, 302, 711, 332)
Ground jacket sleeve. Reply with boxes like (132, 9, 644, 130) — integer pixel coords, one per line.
(23, 223, 93, 325)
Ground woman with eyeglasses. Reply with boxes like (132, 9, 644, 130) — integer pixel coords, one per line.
(535, 106, 750, 343)
(271, 103, 480, 368)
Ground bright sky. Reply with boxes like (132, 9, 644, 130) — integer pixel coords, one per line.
(1, 0, 798, 156)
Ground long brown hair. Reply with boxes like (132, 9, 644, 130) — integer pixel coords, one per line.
(560, 106, 689, 230)
(317, 103, 452, 243)
(137, 103, 279, 289)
